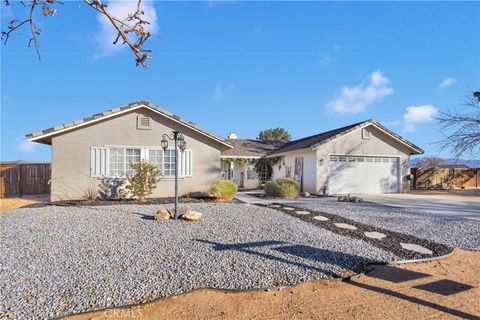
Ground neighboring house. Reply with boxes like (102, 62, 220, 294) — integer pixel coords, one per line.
(27, 101, 232, 201)
(27, 102, 423, 200)
(220, 135, 285, 189)
(267, 120, 424, 194)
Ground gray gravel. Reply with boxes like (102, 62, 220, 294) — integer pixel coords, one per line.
(287, 198, 480, 249)
(0, 203, 398, 319)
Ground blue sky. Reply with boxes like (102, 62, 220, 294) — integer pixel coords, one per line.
(1, 1, 479, 161)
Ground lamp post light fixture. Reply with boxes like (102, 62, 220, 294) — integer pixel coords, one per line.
(161, 131, 186, 219)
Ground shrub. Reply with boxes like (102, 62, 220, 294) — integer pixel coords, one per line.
(277, 177, 300, 199)
(210, 180, 238, 201)
(264, 181, 283, 197)
(126, 160, 160, 201)
(265, 178, 300, 199)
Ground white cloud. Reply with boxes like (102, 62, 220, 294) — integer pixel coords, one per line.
(16, 136, 36, 154)
(326, 70, 394, 114)
(93, 1, 158, 59)
(212, 84, 234, 100)
(438, 77, 456, 90)
(403, 105, 438, 132)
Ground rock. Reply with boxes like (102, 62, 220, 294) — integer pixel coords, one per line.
(154, 209, 171, 220)
(364, 231, 386, 239)
(302, 192, 311, 197)
(180, 206, 192, 215)
(182, 210, 203, 221)
(313, 215, 329, 221)
(349, 196, 363, 202)
(334, 223, 357, 230)
(337, 196, 348, 202)
(296, 210, 310, 215)
(400, 243, 433, 255)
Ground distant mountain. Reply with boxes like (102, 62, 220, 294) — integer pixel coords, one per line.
(411, 158, 480, 168)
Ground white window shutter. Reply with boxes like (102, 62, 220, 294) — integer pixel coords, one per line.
(90, 147, 108, 177)
(182, 150, 192, 176)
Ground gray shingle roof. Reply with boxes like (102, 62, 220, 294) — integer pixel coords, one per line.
(26, 101, 232, 148)
(221, 139, 286, 158)
(268, 120, 424, 156)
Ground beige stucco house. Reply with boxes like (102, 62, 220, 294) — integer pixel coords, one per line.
(27, 101, 232, 201)
(267, 120, 424, 194)
(27, 102, 423, 200)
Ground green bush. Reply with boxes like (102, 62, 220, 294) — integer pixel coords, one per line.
(210, 180, 238, 201)
(264, 181, 283, 197)
(126, 160, 160, 201)
(265, 178, 300, 199)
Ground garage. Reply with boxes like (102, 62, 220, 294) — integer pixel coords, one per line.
(328, 155, 400, 194)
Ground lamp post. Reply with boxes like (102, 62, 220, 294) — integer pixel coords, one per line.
(161, 131, 186, 219)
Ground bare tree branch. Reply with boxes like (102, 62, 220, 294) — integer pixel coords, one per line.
(1, 0, 153, 67)
(435, 92, 480, 158)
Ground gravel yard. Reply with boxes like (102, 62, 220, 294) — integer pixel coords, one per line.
(0, 203, 399, 320)
(286, 198, 480, 249)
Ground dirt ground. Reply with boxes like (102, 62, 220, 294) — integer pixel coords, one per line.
(0, 195, 49, 212)
(67, 249, 479, 320)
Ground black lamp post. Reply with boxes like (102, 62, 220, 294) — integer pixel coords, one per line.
(161, 131, 186, 219)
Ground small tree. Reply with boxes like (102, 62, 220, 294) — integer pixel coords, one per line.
(257, 128, 291, 142)
(126, 160, 160, 201)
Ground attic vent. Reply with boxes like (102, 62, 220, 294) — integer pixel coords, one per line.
(362, 128, 371, 140)
(137, 115, 151, 130)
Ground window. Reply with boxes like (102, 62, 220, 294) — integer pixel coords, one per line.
(163, 150, 176, 176)
(338, 156, 347, 162)
(149, 149, 162, 170)
(357, 157, 365, 162)
(347, 157, 356, 162)
(92, 147, 192, 178)
(330, 156, 338, 162)
(365, 157, 373, 162)
(125, 148, 141, 176)
(109, 148, 125, 177)
(247, 166, 257, 180)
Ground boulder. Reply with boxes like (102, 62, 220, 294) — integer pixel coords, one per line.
(180, 206, 192, 215)
(337, 195, 348, 202)
(349, 196, 363, 202)
(182, 210, 203, 221)
(302, 192, 311, 197)
(154, 209, 171, 220)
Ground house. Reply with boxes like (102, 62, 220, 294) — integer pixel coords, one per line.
(27, 102, 423, 200)
(27, 101, 232, 201)
(220, 135, 285, 189)
(267, 120, 424, 194)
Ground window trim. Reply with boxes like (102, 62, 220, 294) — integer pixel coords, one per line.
(93, 145, 193, 179)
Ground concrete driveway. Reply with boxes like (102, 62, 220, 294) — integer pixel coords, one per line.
(359, 193, 480, 220)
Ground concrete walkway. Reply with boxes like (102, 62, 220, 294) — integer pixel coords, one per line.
(358, 193, 480, 220)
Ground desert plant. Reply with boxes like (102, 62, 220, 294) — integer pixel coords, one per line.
(210, 180, 238, 201)
(81, 181, 99, 202)
(126, 160, 160, 201)
(265, 178, 300, 199)
(264, 181, 283, 197)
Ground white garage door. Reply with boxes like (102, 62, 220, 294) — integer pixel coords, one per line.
(328, 155, 400, 194)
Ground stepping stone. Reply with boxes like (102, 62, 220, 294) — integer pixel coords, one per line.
(269, 205, 281, 208)
(313, 215, 329, 221)
(334, 223, 357, 230)
(283, 207, 295, 211)
(400, 243, 433, 255)
(364, 231, 386, 239)
(296, 210, 310, 215)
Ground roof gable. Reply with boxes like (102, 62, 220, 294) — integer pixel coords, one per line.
(268, 120, 423, 156)
(26, 101, 232, 149)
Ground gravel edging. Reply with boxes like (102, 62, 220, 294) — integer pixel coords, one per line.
(257, 203, 453, 260)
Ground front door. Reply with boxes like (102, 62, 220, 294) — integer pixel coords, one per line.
(294, 157, 304, 192)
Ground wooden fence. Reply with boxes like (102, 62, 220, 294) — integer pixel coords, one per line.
(412, 167, 480, 190)
(0, 163, 51, 197)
